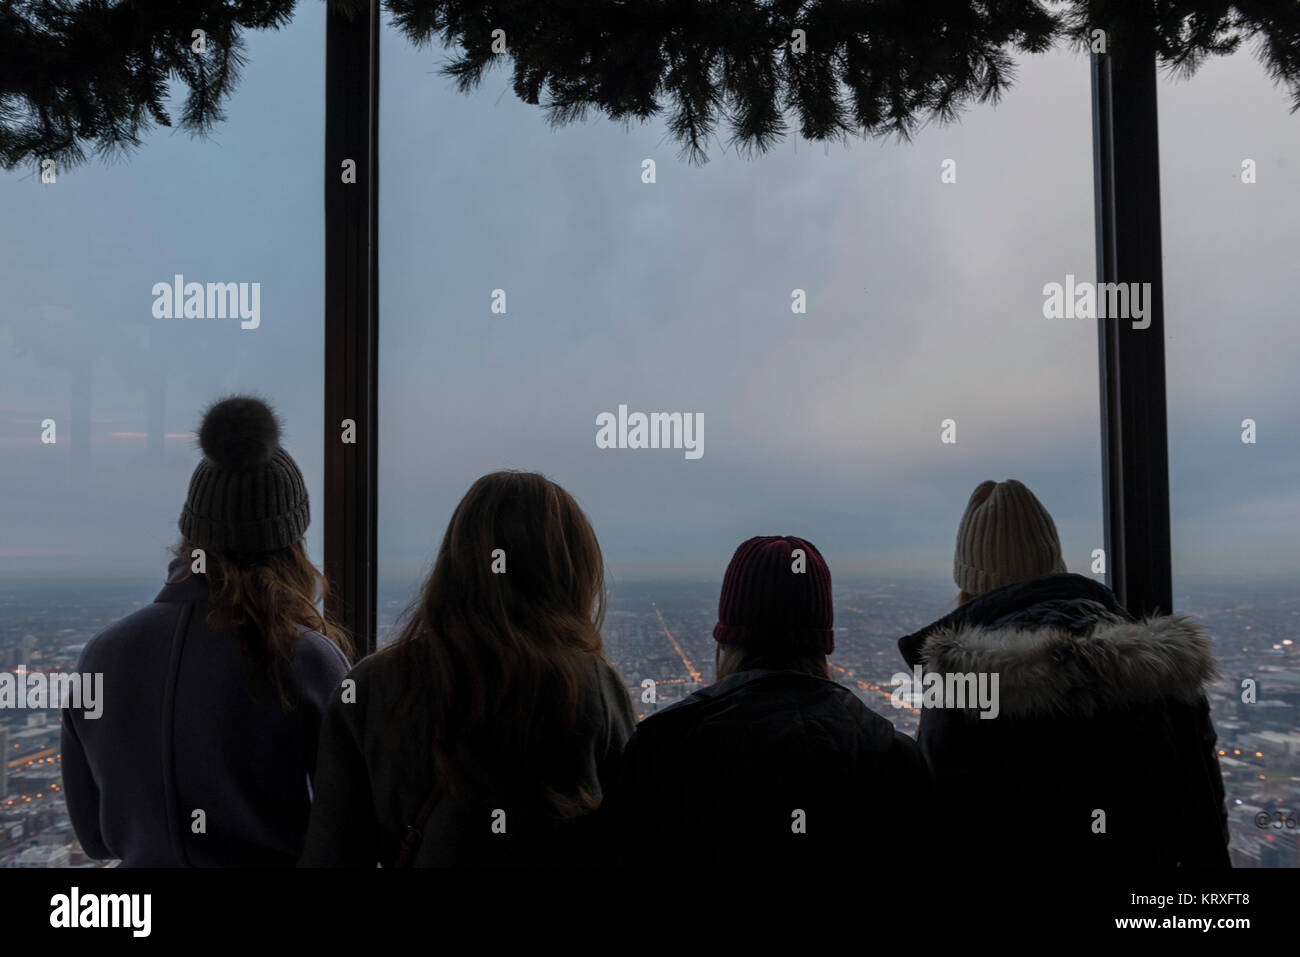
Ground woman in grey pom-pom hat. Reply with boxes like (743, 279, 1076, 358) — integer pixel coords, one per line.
(61, 396, 354, 867)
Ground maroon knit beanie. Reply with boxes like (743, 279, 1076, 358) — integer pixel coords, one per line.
(713, 536, 834, 655)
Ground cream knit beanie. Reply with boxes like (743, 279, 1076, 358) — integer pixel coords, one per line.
(954, 479, 1066, 596)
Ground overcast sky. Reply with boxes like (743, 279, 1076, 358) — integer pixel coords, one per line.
(1, 6, 1297, 584)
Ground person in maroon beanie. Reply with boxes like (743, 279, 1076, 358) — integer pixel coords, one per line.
(598, 535, 932, 863)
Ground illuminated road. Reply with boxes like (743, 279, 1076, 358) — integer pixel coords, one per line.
(646, 600, 915, 714)
(829, 662, 919, 714)
(651, 601, 703, 684)
(8, 745, 57, 770)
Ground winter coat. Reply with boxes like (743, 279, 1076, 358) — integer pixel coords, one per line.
(898, 572, 1230, 868)
(299, 648, 636, 867)
(60, 559, 350, 867)
(597, 666, 934, 864)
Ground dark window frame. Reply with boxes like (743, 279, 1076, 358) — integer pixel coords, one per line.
(323, 1, 380, 656)
(323, 8, 1176, 652)
(1091, 41, 1174, 619)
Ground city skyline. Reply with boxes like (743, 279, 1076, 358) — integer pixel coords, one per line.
(3, 572, 1297, 868)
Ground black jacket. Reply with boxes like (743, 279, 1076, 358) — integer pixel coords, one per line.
(898, 573, 1230, 868)
(299, 649, 636, 867)
(60, 560, 350, 867)
(599, 667, 933, 864)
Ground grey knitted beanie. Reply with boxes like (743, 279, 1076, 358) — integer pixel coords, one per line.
(178, 396, 309, 556)
(954, 479, 1066, 596)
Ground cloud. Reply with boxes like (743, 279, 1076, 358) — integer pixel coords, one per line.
(0, 17, 1296, 579)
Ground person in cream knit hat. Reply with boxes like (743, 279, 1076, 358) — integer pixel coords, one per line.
(953, 478, 1066, 601)
(895, 478, 1230, 869)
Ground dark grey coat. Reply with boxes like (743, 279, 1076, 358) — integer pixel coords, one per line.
(597, 666, 934, 865)
(61, 559, 350, 867)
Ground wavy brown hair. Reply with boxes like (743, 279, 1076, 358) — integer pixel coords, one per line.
(386, 471, 614, 820)
(170, 538, 353, 707)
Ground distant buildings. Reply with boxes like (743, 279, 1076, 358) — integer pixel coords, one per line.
(18, 635, 34, 669)
(11, 844, 70, 868)
(0, 574, 1296, 867)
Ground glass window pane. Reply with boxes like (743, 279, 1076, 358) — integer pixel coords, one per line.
(1161, 51, 1300, 868)
(379, 34, 1103, 737)
(0, 9, 326, 867)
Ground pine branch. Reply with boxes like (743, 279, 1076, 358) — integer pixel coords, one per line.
(3, 0, 1297, 170)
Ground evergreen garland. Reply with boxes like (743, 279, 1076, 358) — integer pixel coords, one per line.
(2, 0, 1297, 171)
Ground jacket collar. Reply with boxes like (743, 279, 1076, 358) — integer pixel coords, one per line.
(689, 667, 836, 702)
(154, 556, 211, 604)
(918, 613, 1216, 717)
(898, 573, 1124, 667)
(898, 573, 1214, 716)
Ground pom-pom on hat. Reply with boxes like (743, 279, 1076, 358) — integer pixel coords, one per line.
(713, 535, 834, 655)
(178, 396, 309, 555)
(953, 479, 1065, 597)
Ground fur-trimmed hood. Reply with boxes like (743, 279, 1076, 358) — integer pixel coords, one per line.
(918, 613, 1217, 718)
(897, 574, 1218, 719)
